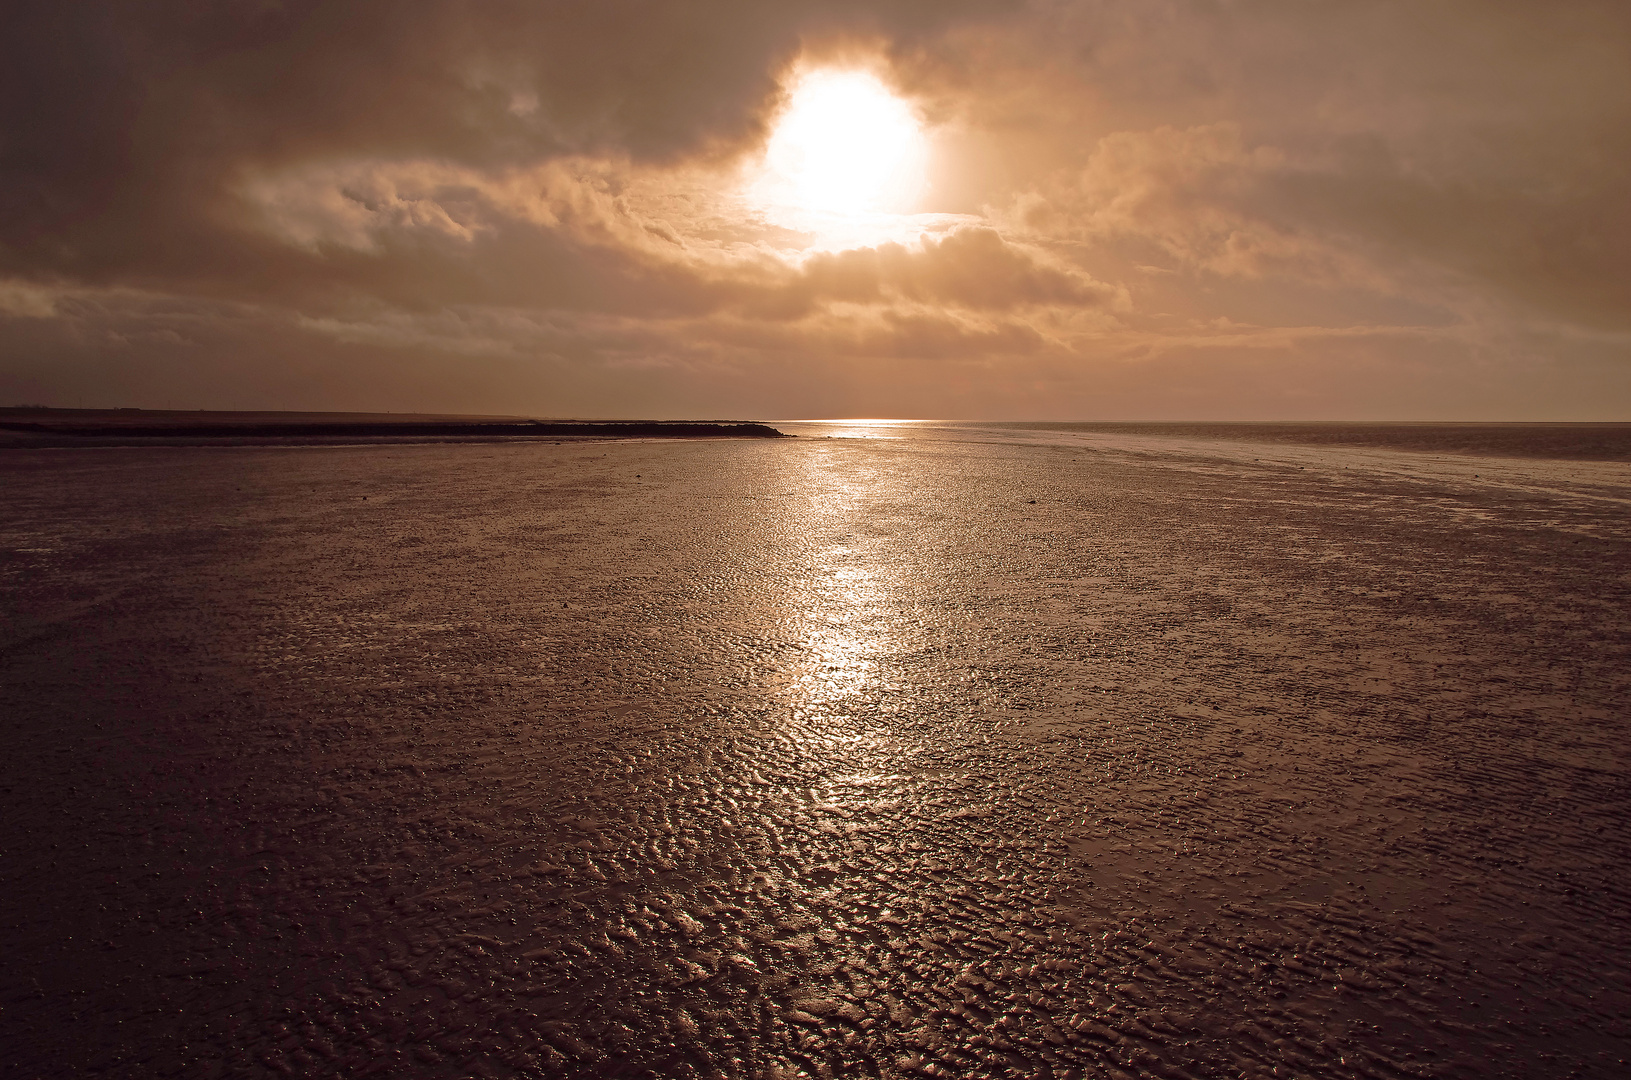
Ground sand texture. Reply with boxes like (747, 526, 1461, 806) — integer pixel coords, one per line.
(1, 424, 1628, 1078)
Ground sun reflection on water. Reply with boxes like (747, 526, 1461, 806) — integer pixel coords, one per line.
(775, 418, 939, 441)
(787, 560, 881, 709)
(772, 448, 914, 759)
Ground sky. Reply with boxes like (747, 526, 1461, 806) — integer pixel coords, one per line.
(2, 0, 1628, 420)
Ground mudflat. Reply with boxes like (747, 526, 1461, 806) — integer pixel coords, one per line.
(2, 424, 1628, 1078)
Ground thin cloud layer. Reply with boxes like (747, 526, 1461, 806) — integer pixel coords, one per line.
(2, 0, 1627, 417)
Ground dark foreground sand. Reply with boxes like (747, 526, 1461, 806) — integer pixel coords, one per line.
(2, 426, 1628, 1078)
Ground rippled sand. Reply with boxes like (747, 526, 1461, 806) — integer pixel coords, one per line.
(3, 425, 1628, 1078)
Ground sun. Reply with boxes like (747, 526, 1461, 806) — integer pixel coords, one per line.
(752, 68, 929, 220)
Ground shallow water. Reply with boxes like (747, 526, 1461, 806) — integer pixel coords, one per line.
(2, 426, 1628, 1078)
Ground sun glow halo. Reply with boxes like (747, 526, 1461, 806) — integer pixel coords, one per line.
(755, 69, 928, 218)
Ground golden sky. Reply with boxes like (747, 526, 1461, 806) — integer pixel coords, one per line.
(2, 1, 1628, 418)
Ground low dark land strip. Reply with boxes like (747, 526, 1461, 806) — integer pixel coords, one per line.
(0, 411, 789, 446)
(996, 420, 1631, 461)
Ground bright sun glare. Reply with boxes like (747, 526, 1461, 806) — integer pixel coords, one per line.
(753, 68, 928, 221)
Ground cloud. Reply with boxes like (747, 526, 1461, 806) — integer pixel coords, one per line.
(234, 153, 1115, 322)
(0, 1, 1013, 276)
(795, 228, 1115, 311)
(1, 0, 1628, 417)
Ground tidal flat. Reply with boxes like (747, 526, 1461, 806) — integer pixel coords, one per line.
(2, 422, 1628, 1078)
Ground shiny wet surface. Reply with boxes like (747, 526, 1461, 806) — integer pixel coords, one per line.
(2, 428, 1629, 1078)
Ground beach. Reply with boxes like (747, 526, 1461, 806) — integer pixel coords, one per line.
(2, 422, 1628, 1078)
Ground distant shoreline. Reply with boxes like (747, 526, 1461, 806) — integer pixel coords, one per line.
(0, 409, 790, 447)
(775, 419, 1631, 462)
(983, 420, 1631, 462)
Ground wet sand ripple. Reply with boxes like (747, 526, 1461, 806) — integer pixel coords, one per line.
(1, 434, 1627, 1077)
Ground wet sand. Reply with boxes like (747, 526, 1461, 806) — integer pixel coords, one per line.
(2, 425, 1628, 1078)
